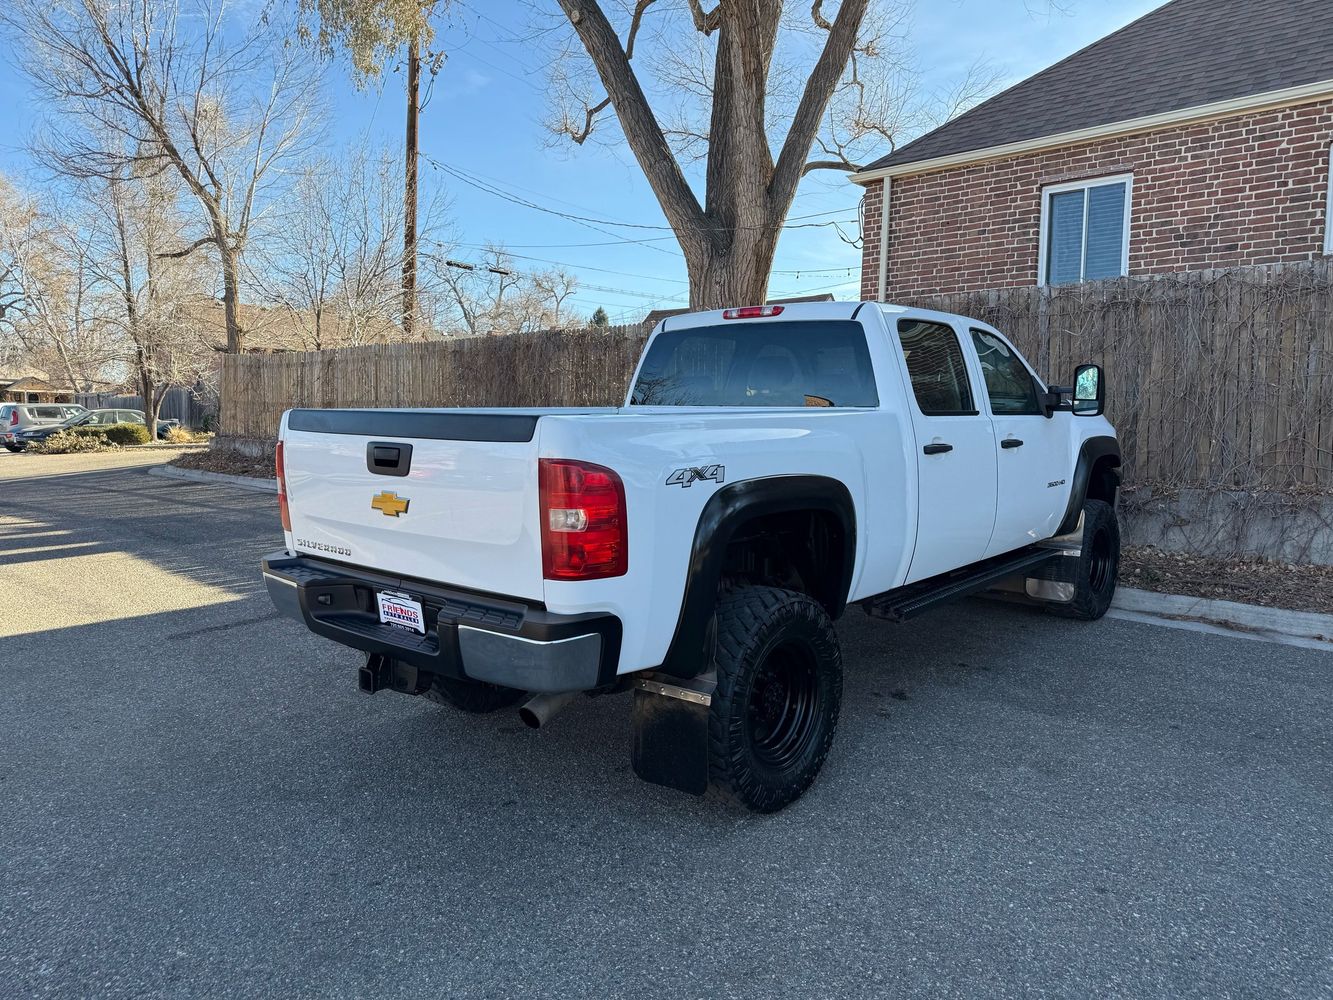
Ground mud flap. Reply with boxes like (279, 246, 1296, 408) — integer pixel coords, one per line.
(631, 674, 717, 796)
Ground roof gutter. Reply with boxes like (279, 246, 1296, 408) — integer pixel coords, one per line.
(851, 78, 1333, 185)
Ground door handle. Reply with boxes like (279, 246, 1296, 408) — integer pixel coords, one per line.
(922, 443, 953, 455)
(1001, 438, 1024, 449)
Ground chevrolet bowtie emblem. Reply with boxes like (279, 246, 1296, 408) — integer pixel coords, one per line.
(370, 491, 410, 517)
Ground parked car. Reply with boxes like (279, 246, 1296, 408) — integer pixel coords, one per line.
(0, 403, 88, 451)
(262, 301, 1121, 812)
(11, 407, 174, 449)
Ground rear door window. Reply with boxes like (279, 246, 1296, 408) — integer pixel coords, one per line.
(895, 320, 977, 416)
(631, 320, 879, 407)
(33, 407, 66, 420)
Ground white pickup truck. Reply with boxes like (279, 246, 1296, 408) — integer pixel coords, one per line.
(263, 302, 1121, 811)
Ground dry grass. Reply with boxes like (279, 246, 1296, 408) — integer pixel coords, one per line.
(165, 426, 211, 444)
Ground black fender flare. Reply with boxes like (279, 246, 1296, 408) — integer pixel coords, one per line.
(656, 475, 856, 678)
(1056, 436, 1122, 536)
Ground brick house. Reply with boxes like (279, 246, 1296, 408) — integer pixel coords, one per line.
(854, 0, 1333, 301)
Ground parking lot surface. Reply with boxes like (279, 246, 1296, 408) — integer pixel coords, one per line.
(2, 454, 1331, 999)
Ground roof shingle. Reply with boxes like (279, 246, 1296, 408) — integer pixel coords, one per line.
(862, 0, 1333, 173)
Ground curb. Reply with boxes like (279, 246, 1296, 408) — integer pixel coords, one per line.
(1109, 586, 1333, 652)
(148, 464, 278, 494)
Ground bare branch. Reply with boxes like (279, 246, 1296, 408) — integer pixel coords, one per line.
(156, 234, 214, 260)
(555, 0, 705, 235)
(686, 0, 721, 36)
(770, 0, 870, 216)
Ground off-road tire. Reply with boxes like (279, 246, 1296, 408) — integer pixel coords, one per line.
(707, 586, 842, 813)
(1049, 498, 1120, 621)
(423, 675, 526, 714)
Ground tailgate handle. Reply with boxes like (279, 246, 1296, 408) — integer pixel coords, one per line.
(367, 442, 412, 477)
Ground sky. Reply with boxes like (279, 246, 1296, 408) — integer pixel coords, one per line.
(0, 0, 1163, 327)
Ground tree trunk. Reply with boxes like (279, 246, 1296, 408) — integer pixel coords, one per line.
(402, 36, 420, 339)
(684, 223, 780, 309)
(136, 348, 158, 440)
(220, 246, 244, 353)
(557, 0, 868, 314)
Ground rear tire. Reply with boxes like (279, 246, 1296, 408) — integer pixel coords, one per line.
(423, 675, 525, 714)
(707, 586, 842, 813)
(1049, 498, 1120, 621)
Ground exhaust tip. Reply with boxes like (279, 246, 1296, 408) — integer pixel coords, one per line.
(518, 690, 579, 729)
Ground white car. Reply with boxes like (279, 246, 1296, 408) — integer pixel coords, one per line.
(263, 302, 1121, 811)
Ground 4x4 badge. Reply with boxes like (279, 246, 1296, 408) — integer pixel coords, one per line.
(371, 491, 410, 517)
(665, 465, 725, 488)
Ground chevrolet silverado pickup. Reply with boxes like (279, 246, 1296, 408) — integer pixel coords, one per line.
(263, 301, 1121, 812)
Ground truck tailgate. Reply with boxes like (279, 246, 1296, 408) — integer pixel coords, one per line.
(281, 409, 545, 601)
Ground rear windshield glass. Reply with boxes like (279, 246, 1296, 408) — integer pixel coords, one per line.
(630, 320, 878, 407)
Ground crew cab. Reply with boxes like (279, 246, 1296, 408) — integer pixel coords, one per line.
(263, 302, 1121, 812)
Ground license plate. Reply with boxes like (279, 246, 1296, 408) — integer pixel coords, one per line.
(376, 591, 426, 634)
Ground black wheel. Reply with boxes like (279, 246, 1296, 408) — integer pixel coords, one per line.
(5, 444, 24, 453)
(1050, 498, 1120, 621)
(423, 674, 525, 714)
(707, 586, 842, 813)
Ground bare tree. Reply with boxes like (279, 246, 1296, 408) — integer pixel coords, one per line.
(0, 176, 117, 391)
(249, 146, 449, 349)
(531, 268, 580, 328)
(2, 0, 321, 353)
(296, 0, 453, 339)
(426, 248, 578, 337)
(89, 171, 214, 432)
(547, 0, 996, 308)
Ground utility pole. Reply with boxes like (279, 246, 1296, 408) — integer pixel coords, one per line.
(402, 34, 420, 339)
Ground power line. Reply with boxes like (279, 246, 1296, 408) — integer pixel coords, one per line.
(424, 154, 858, 236)
(452, 244, 689, 284)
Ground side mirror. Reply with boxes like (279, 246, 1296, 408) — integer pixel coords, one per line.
(1073, 363, 1104, 416)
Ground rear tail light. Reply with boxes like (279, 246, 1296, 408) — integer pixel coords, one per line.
(539, 459, 628, 580)
(8, 410, 17, 425)
(275, 440, 291, 532)
(722, 305, 784, 319)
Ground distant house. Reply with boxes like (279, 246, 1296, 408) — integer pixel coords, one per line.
(854, 0, 1333, 301)
(641, 293, 836, 332)
(0, 376, 76, 404)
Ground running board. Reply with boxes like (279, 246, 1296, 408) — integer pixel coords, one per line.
(861, 546, 1064, 622)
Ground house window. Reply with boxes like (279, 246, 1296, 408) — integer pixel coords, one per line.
(1039, 174, 1133, 286)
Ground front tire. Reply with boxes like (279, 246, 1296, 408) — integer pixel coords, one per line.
(707, 586, 842, 813)
(423, 674, 525, 714)
(5, 444, 24, 453)
(1050, 498, 1120, 621)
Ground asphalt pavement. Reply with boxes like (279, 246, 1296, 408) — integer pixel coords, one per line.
(2, 451, 1331, 1000)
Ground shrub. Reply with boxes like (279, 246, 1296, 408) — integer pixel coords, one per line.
(68, 426, 110, 441)
(165, 425, 208, 444)
(27, 430, 113, 454)
(102, 422, 152, 446)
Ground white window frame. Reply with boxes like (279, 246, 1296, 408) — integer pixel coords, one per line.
(1324, 143, 1333, 256)
(1038, 172, 1134, 286)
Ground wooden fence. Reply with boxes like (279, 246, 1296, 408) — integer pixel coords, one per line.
(78, 385, 218, 429)
(910, 260, 1333, 489)
(220, 261, 1333, 490)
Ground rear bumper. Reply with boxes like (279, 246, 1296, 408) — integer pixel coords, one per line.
(262, 552, 621, 692)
